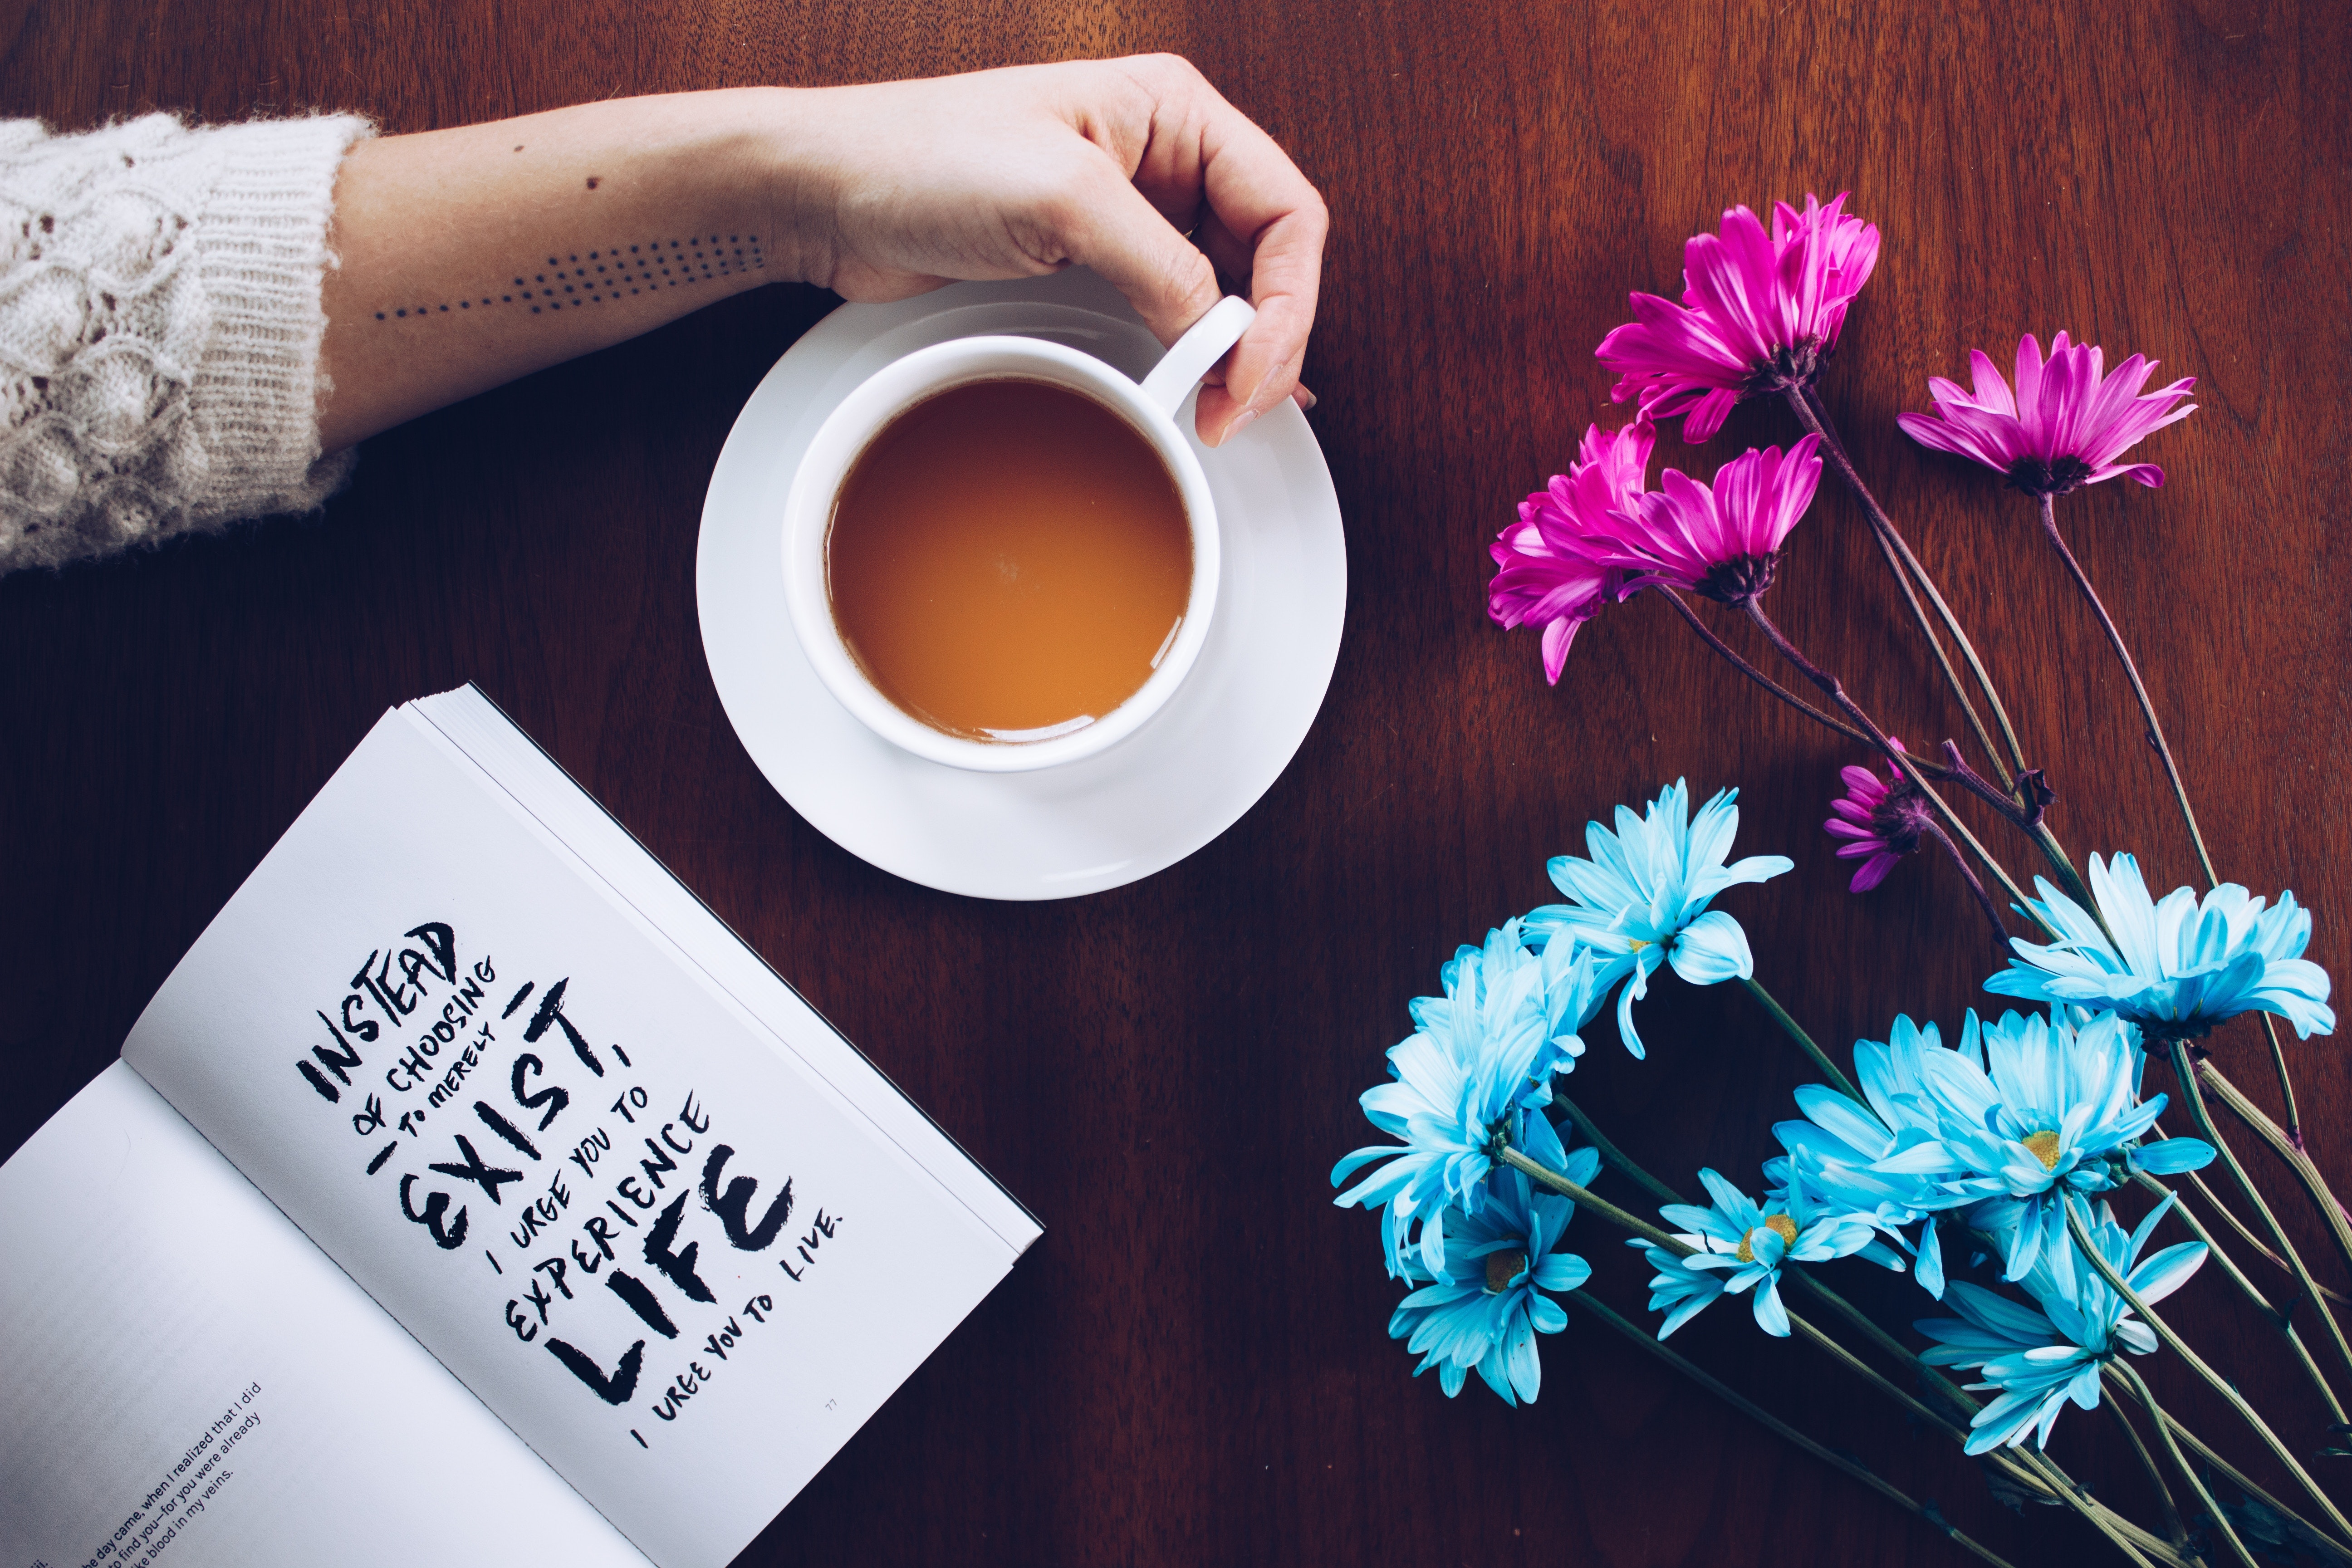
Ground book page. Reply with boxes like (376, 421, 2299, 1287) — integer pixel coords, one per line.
(121, 711, 1022, 1568)
(408, 686, 1040, 1256)
(0, 1062, 650, 1568)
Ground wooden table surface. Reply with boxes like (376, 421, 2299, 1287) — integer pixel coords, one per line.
(5, 3, 2347, 1564)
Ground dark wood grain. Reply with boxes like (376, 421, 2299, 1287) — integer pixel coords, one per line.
(4, 2, 2347, 1563)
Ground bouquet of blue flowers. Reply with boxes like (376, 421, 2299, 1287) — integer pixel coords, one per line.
(1342, 195, 2344, 1568)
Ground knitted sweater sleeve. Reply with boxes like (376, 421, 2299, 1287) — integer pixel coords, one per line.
(0, 112, 372, 574)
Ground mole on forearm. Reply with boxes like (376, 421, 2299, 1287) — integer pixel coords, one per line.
(368, 234, 764, 322)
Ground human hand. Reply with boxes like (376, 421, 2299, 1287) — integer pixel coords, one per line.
(766, 56, 1328, 445)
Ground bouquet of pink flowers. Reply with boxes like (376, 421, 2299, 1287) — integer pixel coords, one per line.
(1336, 194, 2342, 1568)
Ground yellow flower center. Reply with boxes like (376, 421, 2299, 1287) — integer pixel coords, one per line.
(1484, 1249, 1529, 1294)
(1735, 1213, 1799, 1263)
(1627, 936, 1653, 953)
(2023, 1130, 2064, 1171)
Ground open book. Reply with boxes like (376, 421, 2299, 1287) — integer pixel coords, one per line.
(0, 686, 1041, 1568)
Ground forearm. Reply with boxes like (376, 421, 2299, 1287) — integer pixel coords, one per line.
(318, 91, 793, 451)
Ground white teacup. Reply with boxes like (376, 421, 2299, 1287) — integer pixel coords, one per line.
(783, 295, 1254, 774)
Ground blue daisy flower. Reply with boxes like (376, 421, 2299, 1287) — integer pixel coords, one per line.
(1918, 1194, 2207, 1455)
(1521, 779, 1793, 1058)
(1333, 922, 1582, 1275)
(1634, 1166, 1882, 1338)
(1876, 1009, 2214, 1281)
(1769, 1014, 1983, 1298)
(1988, 852, 2335, 1042)
(1387, 1121, 1599, 1406)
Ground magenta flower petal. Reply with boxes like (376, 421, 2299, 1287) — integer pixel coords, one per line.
(1597, 192, 1880, 442)
(1576, 435, 1823, 605)
(1488, 422, 1655, 683)
(1821, 740, 1930, 895)
(1899, 331, 2196, 497)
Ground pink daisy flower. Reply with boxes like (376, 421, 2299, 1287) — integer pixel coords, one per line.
(1895, 332, 2196, 496)
(1489, 421, 1653, 684)
(1575, 435, 1823, 606)
(1596, 194, 1881, 443)
(1823, 740, 1930, 892)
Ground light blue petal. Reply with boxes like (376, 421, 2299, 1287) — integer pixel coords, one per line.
(1915, 1216, 1947, 1299)
(1669, 910, 1755, 986)
(2127, 1241, 2209, 1305)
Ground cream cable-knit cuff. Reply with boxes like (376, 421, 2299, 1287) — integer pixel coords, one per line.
(0, 111, 372, 575)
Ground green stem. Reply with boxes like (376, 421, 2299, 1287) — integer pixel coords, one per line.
(1495, 1147, 1977, 1444)
(2104, 1391, 2193, 1557)
(1499, 1142, 2186, 1563)
(2025, 818, 2100, 917)
(2260, 1013, 2306, 1148)
(1740, 975, 1863, 1102)
(2103, 1365, 2352, 1562)
(1786, 387, 2031, 779)
(2166, 1161, 2352, 1310)
(1538, 1104, 1993, 1428)
(2014, 1449, 2163, 1568)
(1741, 598, 2055, 940)
(2166, 1041, 2352, 1392)
(2062, 1199, 2352, 1542)
(2131, 1168, 2349, 1424)
(2111, 1358, 2260, 1568)
(2190, 1051, 2352, 1286)
(1650, 587, 1884, 752)
(2029, 490, 2307, 1148)
(1924, 818, 2014, 948)
(1551, 1093, 1684, 1208)
(1572, 1289, 2026, 1568)
(2034, 493, 2215, 885)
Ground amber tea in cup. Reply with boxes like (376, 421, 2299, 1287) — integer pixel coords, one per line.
(825, 378, 1195, 744)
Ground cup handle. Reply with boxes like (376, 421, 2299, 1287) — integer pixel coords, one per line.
(1137, 294, 1258, 419)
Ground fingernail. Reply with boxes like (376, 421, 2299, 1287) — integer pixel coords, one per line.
(1224, 408, 1259, 442)
(1298, 386, 1318, 412)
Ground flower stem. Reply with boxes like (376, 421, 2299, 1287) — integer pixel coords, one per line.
(2262, 1014, 2306, 1150)
(1650, 587, 1979, 786)
(2130, 1168, 2351, 1424)
(1741, 599, 2053, 938)
(2108, 1358, 2264, 1568)
(2166, 1041, 2352, 1390)
(1583, 1128, 2006, 1431)
(1550, 1093, 1685, 1208)
(1495, 1145, 1683, 1249)
(1649, 586, 1881, 749)
(1922, 820, 2011, 948)
(1786, 387, 2030, 780)
(2193, 1054, 2350, 1264)
(2060, 1197, 2352, 1543)
(1495, 1147, 1975, 1442)
(1739, 975, 1864, 1103)
(2157, 1160, 2352, 1310)
(2033, 493, 2216, 886)
(1570, 1289, 2027, 1568)
(1789, 387, 2108, 920)
(2102, 1364, 2352, 1562)
(1499, 1144, 2189, 1565)
(2011, 1449, 2165, 1568)
(1541, 1104, 1997, 1428)
(2038, 480, 2316, 1163)
(1784, 1308, 1975, 1442)
(2102, 1394, 2194, 1558)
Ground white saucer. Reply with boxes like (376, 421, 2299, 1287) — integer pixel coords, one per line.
(695, 268, 1347, 901)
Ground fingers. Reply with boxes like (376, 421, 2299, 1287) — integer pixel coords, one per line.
(1198, 132, 1326, 442)
(1122, 59, 1327, 443)
(1049, 157, 1226, 355)
(1053, 56, 1326, 445)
